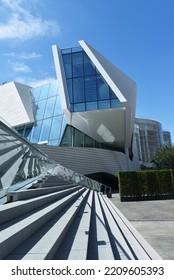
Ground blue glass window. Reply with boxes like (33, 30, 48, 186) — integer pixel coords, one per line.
(62, 48, 71, 54)
(48, 139, 60, 146)
(85, 77, 97, 102)
(86, 102, 97, 111)
(72, 52, 83, 77)
(30, 121, 42, 143)
(40, 118, 52, 142)
(98, 100, 110, 109)
(73, 77, 85, 103)
(111, 99, 122, 108)
(54, 95, 63, 115)
(84, 53, 96, 76)
(39, 83, 50, 100)
(29, 81, 67, 146)
(63, 54, 72, 78)
(31, 87, 41, 102)
(44, 97, 56, 118)
(74, 103, 85, 112)
(48, 81, 58, 97)
(72, 46, 82, 53)
(49, 115, 63, 140)
(67, 79, 73, 103)
(62, 48, 123, 113)
(35, 100, 47, 120)
(97, 76, 110, 100)
(110, 88, 117, 99)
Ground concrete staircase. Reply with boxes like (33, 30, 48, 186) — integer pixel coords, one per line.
(0, 175, 162, 260)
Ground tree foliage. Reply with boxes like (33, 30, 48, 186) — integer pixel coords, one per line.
(152, 145, 174, 169)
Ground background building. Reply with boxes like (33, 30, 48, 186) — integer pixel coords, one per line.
(163, 130, 172, 146)
(134, 117, 172, 168)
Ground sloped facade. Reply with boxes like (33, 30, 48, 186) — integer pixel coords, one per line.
(0, 41, 140, 186)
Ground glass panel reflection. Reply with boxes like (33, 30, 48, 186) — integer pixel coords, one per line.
(62, 48, 123, 113)
(97, 76, 110, 100)
(44, 97, 56, 118)
(54, 95, 63, 116)
(31, 87, 41, 102)
(39, 84, 50, 100)
(48, 81, 58, 98)
(73, 78, 85, 102)
(62, 54, 72, 78)
(74, 129, 84, 147)
(74, 103, 85, 112)
(30, 121, 42, 143)
(72, 52, 83, 77)
(84, 53, 96, 76)
(86, 102, 97, 111)
(35, 100, 47, 120)
(85, 77, 97, 102)
(98, 100, 110, 109)
(29, 81, 67, 146)
(40, 118, 52, 142)
(49, 115, 62, 140)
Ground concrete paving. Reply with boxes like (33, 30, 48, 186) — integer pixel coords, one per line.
(110, 194, 174, 260)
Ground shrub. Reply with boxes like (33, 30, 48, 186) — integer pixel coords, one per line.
(118, 169, 174, 200)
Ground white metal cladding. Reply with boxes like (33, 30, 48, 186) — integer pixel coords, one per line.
(79, 40, 137, 148)
(36, 145, 140, 176)
(52, 41, 137, 151)
(70, 108, 126, 149)
(0, 82, 34, 127)
(52, 45, 70, 112)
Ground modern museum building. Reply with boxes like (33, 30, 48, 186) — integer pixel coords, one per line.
(0, 40, 141, 188)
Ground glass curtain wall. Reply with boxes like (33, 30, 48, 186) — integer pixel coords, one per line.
(16, 81, 67, 146)
(61, 125, 122, 151)
(62, 47, 122, 112)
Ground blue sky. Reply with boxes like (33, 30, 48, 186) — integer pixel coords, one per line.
(0, 0, 174, 141)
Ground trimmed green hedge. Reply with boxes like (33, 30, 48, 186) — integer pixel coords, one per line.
(118, 169, 174, 201)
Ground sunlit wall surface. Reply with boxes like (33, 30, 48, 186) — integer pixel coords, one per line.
(62, 47, 122, 112)
(135, 118, 164, 166)
(17, 81, 67, 146)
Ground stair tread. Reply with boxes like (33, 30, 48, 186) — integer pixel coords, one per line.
(22, 189, 89, 260)
(0, 186, 81, 225)
(55, 190, 93, 260)
(0, 188, 85, 259)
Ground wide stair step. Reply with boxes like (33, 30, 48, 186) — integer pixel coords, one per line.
(0, 183, 162, 260)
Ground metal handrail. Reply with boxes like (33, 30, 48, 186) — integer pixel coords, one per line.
(0, 117, 48, 159)
(0, 117, 110, 200)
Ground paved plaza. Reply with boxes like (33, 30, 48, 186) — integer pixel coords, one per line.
(110, 194, 174, 260)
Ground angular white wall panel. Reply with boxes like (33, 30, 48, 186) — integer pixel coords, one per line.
(0, 82, 34, 127)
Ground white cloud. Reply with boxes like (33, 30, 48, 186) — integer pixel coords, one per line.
(0, 0, 60, 40)
(4, 51, 42, 59)
(12, 62, 32, 73)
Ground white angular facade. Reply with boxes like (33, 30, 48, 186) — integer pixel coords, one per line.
(0, 41, 141, 189)
(52, 40, 137, 156)
(0, 82, 34, 127)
